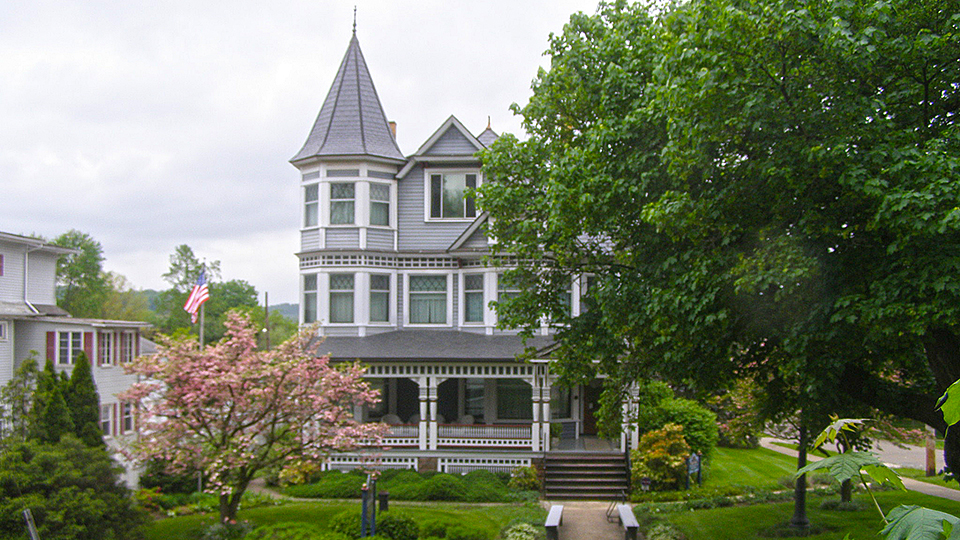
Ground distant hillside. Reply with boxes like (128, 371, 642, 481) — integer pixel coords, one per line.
(269, 303, 298, 321)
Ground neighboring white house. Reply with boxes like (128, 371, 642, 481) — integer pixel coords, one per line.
(0, 231, 148, 467)
(291, 31, 641, 478)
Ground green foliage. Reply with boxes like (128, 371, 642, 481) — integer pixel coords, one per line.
(139, 458, 202, 495)
(200, 520, 252, 540)
(639, 396, 718, 456)
(631, 423, 691, 491)
(420, 473, 468, 501)
(0, 436, 147, 540)
(32, 374, 74, 444)
(64, 353, 103, 447)
(420, 518, 455, 538)
(375, 512, 418, 540)
(243, 522, 331, 540)
(502, 522, 539, 540)
(507, 466, 541, 491)
(329, 509, 362, 539)
(283, 471, 365, 499)
(445, 525, 491, 540)
(0, 354, 39, 445)
(52, 230, 109, 318)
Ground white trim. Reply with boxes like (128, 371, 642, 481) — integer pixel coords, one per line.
(412, 115, 486, 157)
(403, 272, 453, 327)
(0, 321, 7, 342)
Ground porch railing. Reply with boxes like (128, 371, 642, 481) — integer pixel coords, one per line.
(437, 423, 532, 448)
(382, 424, 419, 446)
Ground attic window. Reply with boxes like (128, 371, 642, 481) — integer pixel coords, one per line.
(429, 172, 477, 219)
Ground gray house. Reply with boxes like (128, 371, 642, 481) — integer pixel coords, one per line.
(291, 32, 639, 486)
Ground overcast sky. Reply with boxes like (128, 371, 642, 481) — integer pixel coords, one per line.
(2, 0, 601, 304)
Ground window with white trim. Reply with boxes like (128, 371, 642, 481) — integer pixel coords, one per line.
(498, 274, 520, 303)
(303, 274, 318, 323)
(58, 331, 82, 365)
(98, 332, 113, 366)
(369, 274, 390, 323)
(329, 273, 355, 323)
(121, 402, 134, 433)
(304, 184, 319, 227)
(409, 275, 447, 324)
(429, 172, 477, 219)
(100, 404, 113, 437)
(370, 183, 390, 226)
(463, 274, 484, 323)
(0, 321, 7, 342)
(330, 182, 355, 225)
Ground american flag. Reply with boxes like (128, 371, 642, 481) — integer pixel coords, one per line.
(183, 270, 210, 324)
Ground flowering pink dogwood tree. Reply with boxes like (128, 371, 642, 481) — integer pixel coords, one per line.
(121, 313, 384, 521)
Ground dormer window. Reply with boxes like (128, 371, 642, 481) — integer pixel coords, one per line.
(428, 172, 477, 219)
(330, 183, 355, 225)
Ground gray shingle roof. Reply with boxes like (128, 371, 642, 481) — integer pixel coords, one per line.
(315, 330, 553, 362)
(291, 33, 404, 164)
(477, 127, 499, 147)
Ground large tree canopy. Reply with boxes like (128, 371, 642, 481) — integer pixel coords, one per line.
(479, 0, 960, 467)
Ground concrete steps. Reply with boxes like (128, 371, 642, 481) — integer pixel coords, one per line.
(543, 452, 629, 500)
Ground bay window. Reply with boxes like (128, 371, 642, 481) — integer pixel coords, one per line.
(303, 274, 318, 323)
(330, 182, 355, 224)
(370, 274, 390, 323)
(463, 274, 484, 323)
(370, 183, 390, 226)
(304, 184, 318, 227)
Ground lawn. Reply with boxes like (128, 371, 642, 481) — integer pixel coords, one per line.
(144, 501, 545, 540)
(661, 490, 958, 540)
(704, 446, 800, 489)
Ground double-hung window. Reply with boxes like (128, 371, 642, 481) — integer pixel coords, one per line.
(304, 184, 319, 227)
(120, 333, 136, 363)
(58, 331, 82, 365)
(98, 332, 113, 366)
(329, 273, 355, 323)
(409, 275, 447, 324)
(429, 172, 477, 219)
(100, 404, 113, 436)
(463, 274, 484, 323)
(370, 184, 390, 226)
(303, 274, 318, 323)
(330, 183, 355, 225)
(121, 402, 134, 433)
(498, 274, 520, 303)
(369, 274, 390, 323)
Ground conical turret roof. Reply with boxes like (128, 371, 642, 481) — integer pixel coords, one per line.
(292, 33, 404, 164)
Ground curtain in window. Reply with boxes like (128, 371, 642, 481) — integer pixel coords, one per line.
(464, 274, 484, 322)
(410, 276, 446, 324)
(370, 184, 390, 226)
(329, 274, 354, 323)
(330, 183, 355, 224)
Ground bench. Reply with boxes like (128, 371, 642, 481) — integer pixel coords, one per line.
(545, 505, 563, 540)
(617, 504, 639, 540)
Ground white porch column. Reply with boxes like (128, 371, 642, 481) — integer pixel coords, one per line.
(531, 392, 541, 451)
(542, 397, 552, 452)
(418, 377, 428, 450)
(428, 377, 441, 451)
(620, 383, 641, 452)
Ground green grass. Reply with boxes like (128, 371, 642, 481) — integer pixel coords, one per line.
(144, 501, 545, 540)
(704, 447, 801, 489)
(662, 490, 958, 540)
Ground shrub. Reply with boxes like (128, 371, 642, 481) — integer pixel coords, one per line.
(420, 473, 469, 500)
(503, 522, 539, 540)
(631, 423, 691, 491)
(139, 457, 200, 494)
(376, 512, 418, 540)
(644, 398, 718, 455)
(645, 523, 686, 540)
(201, 520, 252, 540)
(419, 519, 452, 538)
(284, 472, 365, 499)
(330, 509, 362, 539)
(244, 522, 330, 540)
(446, 525, 490, 540)
(507, 466, 541, 491)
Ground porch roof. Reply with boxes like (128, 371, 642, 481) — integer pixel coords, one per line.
(315, 330, 554, 362)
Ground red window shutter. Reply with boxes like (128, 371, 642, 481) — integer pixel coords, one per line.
(95, 332, 103, 366)
(135, 331, 140, 357)
(118, 333, 126, 364)
(46, 332, 56, 361)
(83, 332, 93, 360)
(113, 403, 118, 437)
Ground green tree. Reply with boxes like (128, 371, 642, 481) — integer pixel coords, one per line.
(0, 436, 147, 540)
(100, 272, 152, 321)
(0, 355, 39, 446)
(51, 230, 110, 318)
(64, 353, 103, 448)
(32, 379, 74, 445)
(479, 0, 960, 528)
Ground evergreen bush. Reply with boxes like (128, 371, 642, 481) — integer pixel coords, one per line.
(375, 512, 418, 540)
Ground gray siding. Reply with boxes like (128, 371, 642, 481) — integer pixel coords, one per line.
(423, 128, 480, 156)
(326, 229, 360, 249)
(367, 229, 394, 251)
(302, 229, 321, 251)
(397, 165, 476, 252)
(460, 228, 489, 250)
(26, 252, 57, 305)
(0, 245, 24, 303)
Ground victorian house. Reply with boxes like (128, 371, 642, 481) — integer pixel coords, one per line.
(291, 32, 638, 487)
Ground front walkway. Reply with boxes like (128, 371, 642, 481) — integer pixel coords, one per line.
(541, 501, 623, 540)
(760, 437, 960, 502)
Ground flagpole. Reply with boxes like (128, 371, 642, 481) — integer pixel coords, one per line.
(199, 303, 205, 348)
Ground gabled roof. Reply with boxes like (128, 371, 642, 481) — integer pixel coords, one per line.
(291, 33, 405, 165)
(477, 126, 499, 147)
(397, 116, 486, 179)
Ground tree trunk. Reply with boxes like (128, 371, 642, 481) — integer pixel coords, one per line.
(218, 477, 252, 523)
(840, 479, 853, 503)
(924, 328, 960, 477)
(790, 423, 810, 530)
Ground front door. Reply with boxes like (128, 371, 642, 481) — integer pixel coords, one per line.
(582, 384, 602, 435)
